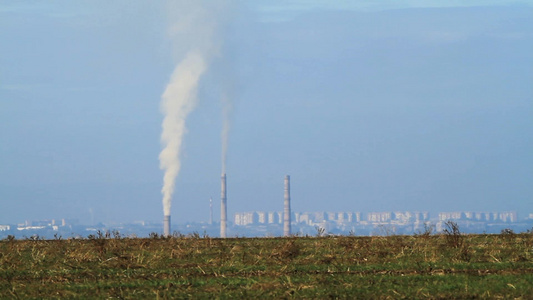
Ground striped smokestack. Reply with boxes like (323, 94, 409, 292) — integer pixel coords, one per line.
(220, 173, 227, 238)
(283, 175, 291, 237)
(163, 215, 171, 237)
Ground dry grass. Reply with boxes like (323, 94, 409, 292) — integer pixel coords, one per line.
(0, 233, 532, 298)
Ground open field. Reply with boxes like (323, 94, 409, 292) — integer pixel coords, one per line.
(1, 232, 532, 299)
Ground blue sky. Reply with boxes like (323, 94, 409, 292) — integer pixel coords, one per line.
(1, 1, 532, 225)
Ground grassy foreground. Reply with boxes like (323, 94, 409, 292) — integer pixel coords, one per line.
(1, 233, 532, 299)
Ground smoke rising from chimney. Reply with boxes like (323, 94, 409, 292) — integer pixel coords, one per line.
(159, 1, 229, 220)
(160, 52, 207, 216)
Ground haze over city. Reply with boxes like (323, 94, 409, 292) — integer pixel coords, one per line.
(1, 0, 532, 229)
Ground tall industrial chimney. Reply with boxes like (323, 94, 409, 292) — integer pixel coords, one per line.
(220, 173, 227, 238)
(163, 215, 171, 237)
(283, 175, 291, 237)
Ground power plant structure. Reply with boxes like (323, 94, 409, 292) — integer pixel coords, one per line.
(284, 175, 291, 236)
(163, 215, 171, 237)
(162, 173, 289, 238)
(220, 173, 227, 238)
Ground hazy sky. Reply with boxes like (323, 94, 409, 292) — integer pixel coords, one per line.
(1, 1, 532, 225)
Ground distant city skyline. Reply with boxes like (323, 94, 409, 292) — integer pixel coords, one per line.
(2, 208, 531, 240)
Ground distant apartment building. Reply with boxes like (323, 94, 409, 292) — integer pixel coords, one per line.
(234, 212, 259, 226)
(257, 212, 266, 224)
(498, 211, 518, 222)
(367, 212, 392, 223)
(235, 211, 433, 227)
(268, 212, 281, 224)
(234, 211, 362, 226)
(234, 210, 523, 236)
(438, 211, 517, 223)
(366, 211, 429, 224)
(295, 212, 361, 226)
(299, 212, 326, 224)
(337, 212, 361, 223)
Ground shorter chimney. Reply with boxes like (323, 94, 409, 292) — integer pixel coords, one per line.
(163, 215, 171, 237)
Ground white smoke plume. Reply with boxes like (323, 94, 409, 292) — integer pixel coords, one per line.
(159, 1, 229, 217)
(160, 52, 206, 216)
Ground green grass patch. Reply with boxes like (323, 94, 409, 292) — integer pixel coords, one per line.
(0, 234, 532, 298)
